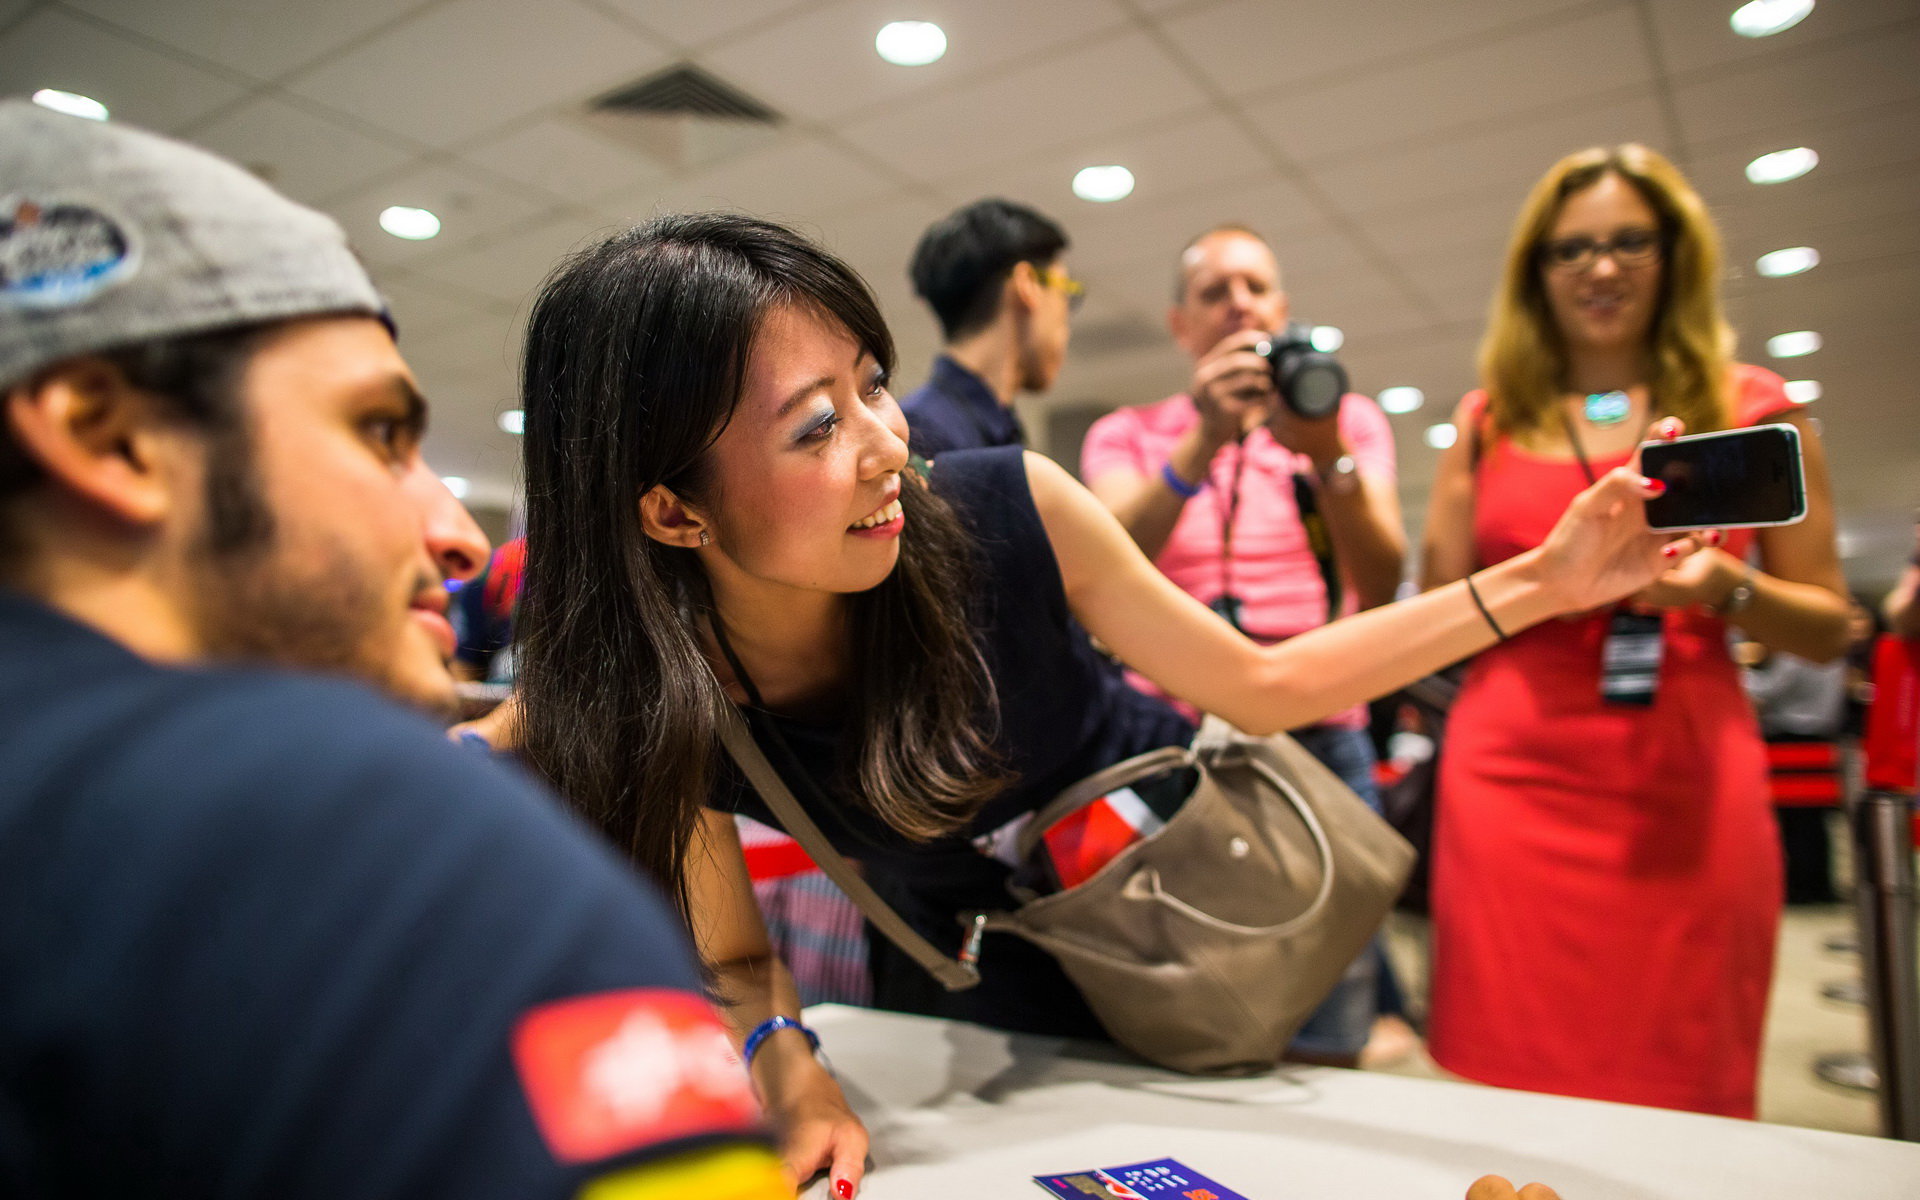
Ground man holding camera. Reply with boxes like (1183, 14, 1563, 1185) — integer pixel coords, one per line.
(1081, 224, 1405, 1065)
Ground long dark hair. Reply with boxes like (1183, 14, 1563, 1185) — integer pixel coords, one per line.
(516, 213, 1005, 914)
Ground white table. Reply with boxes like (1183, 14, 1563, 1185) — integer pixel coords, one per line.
(801, 1005, 1920, 1198)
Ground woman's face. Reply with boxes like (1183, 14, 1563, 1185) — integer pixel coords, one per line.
(1540, 172, 1665, 358)
(695, 302, 910, 602)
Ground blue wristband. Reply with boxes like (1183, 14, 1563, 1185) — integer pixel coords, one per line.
(1160, 461, 1204, 499)
(742, 1016, 820, 1067)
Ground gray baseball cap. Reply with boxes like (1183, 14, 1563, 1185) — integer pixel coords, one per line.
(0, 99, 386, 390)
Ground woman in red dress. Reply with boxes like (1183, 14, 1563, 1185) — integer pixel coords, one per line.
(1420, 144, 1851, 1117)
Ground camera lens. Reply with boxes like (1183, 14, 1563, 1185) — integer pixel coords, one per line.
(1288, 361, 1345, 420)
(1260, 321, 1348, 419)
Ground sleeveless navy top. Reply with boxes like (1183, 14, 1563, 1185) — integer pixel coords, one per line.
(716, 446, 1194, 921)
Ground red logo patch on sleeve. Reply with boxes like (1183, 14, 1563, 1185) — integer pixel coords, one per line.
(511, 989, 762, 1164)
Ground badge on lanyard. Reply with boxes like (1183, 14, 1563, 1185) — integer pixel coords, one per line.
(1600, 609, 1663, 707)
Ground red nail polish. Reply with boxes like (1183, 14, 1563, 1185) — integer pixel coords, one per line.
(1662, 544, 1680, 559)
(1645, 478, 1666, 496)
(835, 1179, 854, 1199)
(1661, 422, 1679, 440)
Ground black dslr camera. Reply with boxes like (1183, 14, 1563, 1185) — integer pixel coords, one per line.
(1253, 321, 1348, 420)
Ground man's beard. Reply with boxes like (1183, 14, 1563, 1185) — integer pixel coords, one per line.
(186, 435, 453, 718)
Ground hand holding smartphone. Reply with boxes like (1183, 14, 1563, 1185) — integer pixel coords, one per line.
(1640, 424, 1807, 531)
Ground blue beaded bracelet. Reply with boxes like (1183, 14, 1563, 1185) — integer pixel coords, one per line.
(1160, 461, 1204, 499)
(742, 1015, 820, 1067)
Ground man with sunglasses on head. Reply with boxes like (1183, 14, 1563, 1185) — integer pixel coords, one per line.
(1080, 223, 1407, 1068)
(901, 198, 1082, 458)
(0, 102, 792, 1200)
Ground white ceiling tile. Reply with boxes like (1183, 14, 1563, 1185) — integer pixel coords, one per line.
(1672, 20, 1920, 149)
(1061, 175, 1329, 297)
(65, 0, 439, 82)
(590, 0, 823, 50)
(460, 117, 674, 202)
(1307, 94, 1671, 218)
(401, 308, 525, 383)
(1157, 0, 1597, 100)
(0, 7, 250, 132)
(1390, 237, 1507, 324)
(942, 111, 1271, 233)
(1645, 0, 1914, 77)
(698, 0, 1132, 126)
(834, 30, 1210, 183)
(368, 270, 510, 343)
(286, 0, 672, 150)
(635, 134, 899, 222)
(1686, 99, 1920, 211)
(324, 160, 554, 269)
(191, 95, 415, 208)
(412, 215, 619, 307)
(1243, 8, 1652, 165)
(1358, 183, 1525, 261)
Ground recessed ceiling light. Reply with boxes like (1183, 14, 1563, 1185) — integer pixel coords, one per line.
(1767, 330, 1822, 358)
(1730, 0, 1813, 38)
(441, 476, 470, 500)
(32, 89, 108, 121)
(1309, 325, 1344, 353)
(875, 21, 947, 66)
(1424, 423, 1458, 450)
(1378, 386, 1425, 414)
(498, 409, 525, 435)
(1784, 379, 1821, 404)
(378, 205, 441, 240)
(1071, 165, 1135, 203)
(1745, 147, 1817, 185)
(1756, 246, 1819, 277)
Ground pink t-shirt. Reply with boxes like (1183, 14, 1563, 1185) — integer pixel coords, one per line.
(1081, 392, 1397, 728)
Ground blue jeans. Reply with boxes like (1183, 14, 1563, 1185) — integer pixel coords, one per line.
(1285, 724, 1382, 1060)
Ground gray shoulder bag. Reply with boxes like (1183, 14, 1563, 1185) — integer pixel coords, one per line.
(718, 707, 1413, 1075)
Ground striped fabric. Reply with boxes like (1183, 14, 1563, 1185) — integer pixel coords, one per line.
(737, 816, 870, 1007)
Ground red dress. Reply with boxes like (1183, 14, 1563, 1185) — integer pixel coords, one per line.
(1427, 366, 1796, 1118)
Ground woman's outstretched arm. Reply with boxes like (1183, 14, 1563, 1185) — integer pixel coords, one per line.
(687, 809, 868, 1197)
(1028, 433, 1700, 736)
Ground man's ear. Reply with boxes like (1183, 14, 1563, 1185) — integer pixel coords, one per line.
(1167, 303, 1189, 346)
(3, 360, 182, 527)
(1007, 259, 1045, 316)
(638, 483, 710, 549)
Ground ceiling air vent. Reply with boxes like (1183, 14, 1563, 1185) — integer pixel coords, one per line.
(593, 64, 779, 124)
(579, 64, 784, 178)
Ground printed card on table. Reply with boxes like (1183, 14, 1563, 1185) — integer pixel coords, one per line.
(1033, 1156, 1252, 1200)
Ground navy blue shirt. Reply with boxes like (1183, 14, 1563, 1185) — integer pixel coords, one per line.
(0, 591, 766, 1198)
(899, 355, 1025, 457)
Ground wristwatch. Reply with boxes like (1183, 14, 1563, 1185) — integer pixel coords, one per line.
(1316, 454, 1360, 496)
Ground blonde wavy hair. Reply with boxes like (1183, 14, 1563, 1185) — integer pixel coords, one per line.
(1478, 144, 1734, 439)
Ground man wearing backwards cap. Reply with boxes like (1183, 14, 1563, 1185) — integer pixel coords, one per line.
(0, 102, 795, 1199)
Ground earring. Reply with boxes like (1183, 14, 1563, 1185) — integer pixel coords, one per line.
(697, 529, 711, 547)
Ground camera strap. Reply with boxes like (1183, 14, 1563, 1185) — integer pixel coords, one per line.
(1291, 471, 1342, 625)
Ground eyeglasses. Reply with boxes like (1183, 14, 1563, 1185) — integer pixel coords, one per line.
(1536, 227, 1665, 273)
(1044, 266, 1086, 313)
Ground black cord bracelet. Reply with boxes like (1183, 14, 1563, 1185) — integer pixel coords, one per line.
(1465, 572, 1508, 642)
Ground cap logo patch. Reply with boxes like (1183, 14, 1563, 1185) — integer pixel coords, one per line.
(0, 195, 139, 309)
(512, 988, 761, 1164)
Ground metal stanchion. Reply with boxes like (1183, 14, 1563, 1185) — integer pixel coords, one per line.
(1849, 788, 1920, 1141)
